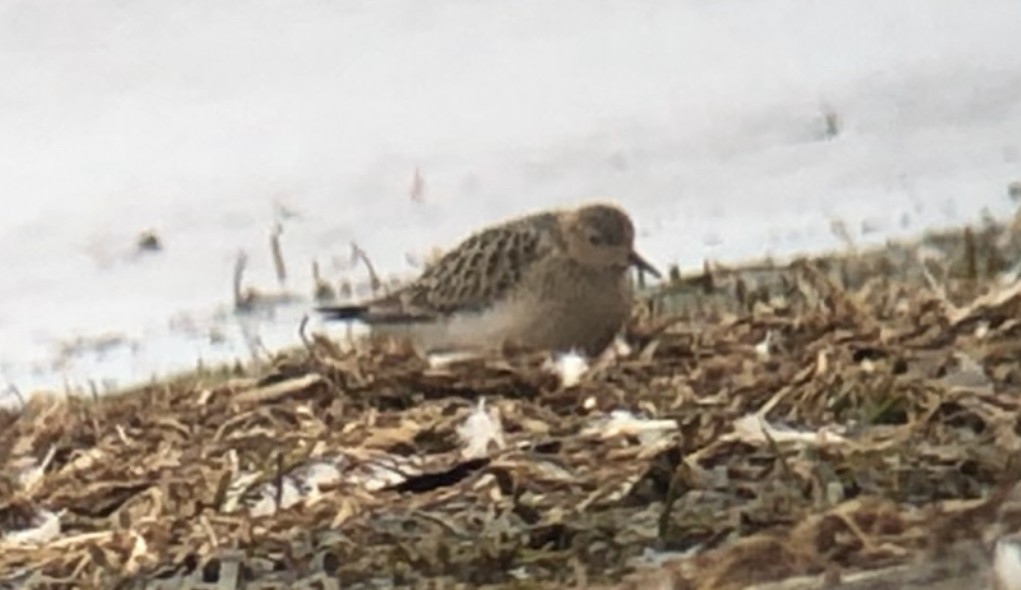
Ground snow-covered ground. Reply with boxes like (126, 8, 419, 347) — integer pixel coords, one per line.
(1, 0, 1020, 396)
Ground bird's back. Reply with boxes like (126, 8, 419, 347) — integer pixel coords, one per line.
(320, 211, 562, 324)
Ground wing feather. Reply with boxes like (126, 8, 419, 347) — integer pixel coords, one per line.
(318, 212, 559, 325)
(406, 214, 554, 313)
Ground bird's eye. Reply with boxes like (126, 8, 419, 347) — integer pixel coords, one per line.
(588, 235, 603, 246)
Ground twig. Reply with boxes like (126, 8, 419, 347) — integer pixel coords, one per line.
(270, 222, 287, 287)
(312, 261, 336, 302)
(350, 242, 382, 294)
(233, 251, 252, 312)
(2, 384, 25, 408)
(298, 314, 312, 352)
(235, 374, 324, 405)
(273, 452, 285, 514)
(199, 514, 219, 549)
(830, 218, 857, 253)
(658, 458, 697, 542)
(238, 319, 265, 366)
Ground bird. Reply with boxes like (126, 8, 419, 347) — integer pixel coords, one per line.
(316, 202, 661, 358)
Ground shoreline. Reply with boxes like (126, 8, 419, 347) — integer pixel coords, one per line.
(8, 204, 1020, 403)
(2, 211, 1021, 588)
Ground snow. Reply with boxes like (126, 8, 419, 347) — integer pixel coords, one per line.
(1, 0, 1020, 395)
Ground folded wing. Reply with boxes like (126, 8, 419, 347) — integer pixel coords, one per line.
(317, 213, 556, 325)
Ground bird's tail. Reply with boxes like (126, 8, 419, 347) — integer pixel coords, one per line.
(315, 304, 370, 321)
(315, 303, 435, 325)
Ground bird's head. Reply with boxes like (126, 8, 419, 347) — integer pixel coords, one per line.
(561, 203, 661, 279)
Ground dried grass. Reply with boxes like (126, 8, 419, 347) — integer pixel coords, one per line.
(3, 220, 1021, 589)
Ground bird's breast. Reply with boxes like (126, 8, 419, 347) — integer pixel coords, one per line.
(505, 260, 633, 355)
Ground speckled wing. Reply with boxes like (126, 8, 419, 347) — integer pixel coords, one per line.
(317, 213, 559, 324)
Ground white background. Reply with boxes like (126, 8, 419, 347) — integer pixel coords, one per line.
(1, 0, 1020, 394)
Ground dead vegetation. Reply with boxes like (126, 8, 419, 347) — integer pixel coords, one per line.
(3, 217, 1021, 589)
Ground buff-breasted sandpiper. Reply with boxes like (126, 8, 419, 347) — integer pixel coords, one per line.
(317, 202, 660, 357)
